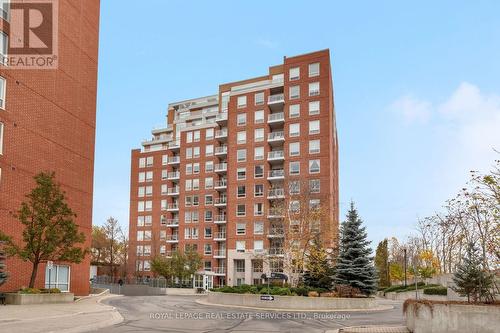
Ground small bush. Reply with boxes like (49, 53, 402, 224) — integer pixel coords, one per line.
(423, 287, 447, 296)
(20, 288, 41, 294)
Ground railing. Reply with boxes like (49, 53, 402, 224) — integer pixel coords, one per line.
(214, 250, 226, 257)
(216, 113, 228, 121)
(168, 156, 180, 164)
(167, 203, 179, 210)
(268, 248, 284, 255)
(166, 234, 179, 241)
(268, 151, 284, 159)
(168, 140, 180, 149)
(268, 228, 285, 237)
(214, 180, 227, 188)
(268, 188, 285, 197)
(268, 169, 285, 178)
(215, 129, 228, 138)
(167, 186, 180, 194)
(166, 219, 179, 226)
(215, 145, 228, 154)
(268, 93, 284, 104)
(214, 197, 227, 205)
(268, 131, 284, 141)
(268, 209, 284, 217)
(213, 267, 226, 274)
(267, 112, 285, 122)
(214, 232, 226, 240)
(167, 171, 180, 179)
(214, 215, 227, 223)
(214, 163, 228, 172)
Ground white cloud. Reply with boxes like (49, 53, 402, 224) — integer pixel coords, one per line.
(391, 95, 432, 124)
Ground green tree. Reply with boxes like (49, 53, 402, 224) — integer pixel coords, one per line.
(303, 237, 334, 289)
(389, 262, 404, 283)
(375, 239, 390, 287)
(0, 172, 87, 288)
(150, 255, 174, 280)
(183, 249, 202, 280)
(452, 242, 495, 303)
(150, 250, 202, 283)
(0, 244, 8, 286)
(334, 202, 378, 295)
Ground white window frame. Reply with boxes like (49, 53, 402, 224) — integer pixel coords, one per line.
(309, 62, 320, 77)
(237, 95, 247, 108)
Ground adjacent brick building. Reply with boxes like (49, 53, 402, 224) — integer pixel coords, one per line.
(128, 49, 338, 288)
(0, 0, 100, 295)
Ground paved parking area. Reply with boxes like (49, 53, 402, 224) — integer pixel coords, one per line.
(97, 295, 406, 333)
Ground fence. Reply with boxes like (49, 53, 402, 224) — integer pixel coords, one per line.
(91, 275, 193, 288)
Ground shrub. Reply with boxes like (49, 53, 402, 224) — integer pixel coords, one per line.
(423, 287, 447, 296)
(291, 287, 308, 297)
(20, 288, 41, 294)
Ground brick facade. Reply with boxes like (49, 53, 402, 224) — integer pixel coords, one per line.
(0, 0, 100, 296)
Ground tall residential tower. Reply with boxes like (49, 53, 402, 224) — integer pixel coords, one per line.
(128, 49, 338, 288)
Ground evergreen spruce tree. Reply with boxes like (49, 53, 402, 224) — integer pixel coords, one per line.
(334, 202, 378, 295)
(303, 237, 334, 290)
(452, 242, 494, 303)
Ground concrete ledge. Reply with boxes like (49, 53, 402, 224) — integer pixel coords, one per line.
(5, 292, 74, 305)
(384, 290, 448, 301)
(206, 292, 377, 311)
(405, 302, 500, 333)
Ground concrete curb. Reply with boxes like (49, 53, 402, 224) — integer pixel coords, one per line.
(196, 298, 394, 312)
(75, 288, 110, 302)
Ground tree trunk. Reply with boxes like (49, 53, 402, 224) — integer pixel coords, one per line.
(29, 261, 39, 288)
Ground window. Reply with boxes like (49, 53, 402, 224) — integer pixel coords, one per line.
(235, 259, 245, 272)
(254, 92, 264, 105)
(204, 244, 212, 255)
(138, 172, 145, 182)
(146, 156, 153, 167)
(254, 165, 264, 178)
(254, 110, 264, 124)
(205, 161, 214, 172)
(138, 187, 145, 197)
(309, 82, 320, 96)
(205, 177, 213, 189)
(310, 199, 321, 210)
(161, 169, 168, 180)
(289, 123, 300, 137)
(236, 167, 246, 180)
(205, 195, 213, 205)
(139, 158, 146, 168)
(206, 128, 214, 140)
(254, 203, 264, 216)
(137, 216, 145, 226)
(45, 265, 70, 292)
(0, 32, 7, 61)
(237, 185, 246, 198)
(309, 101, 320, 115)
(186, 147, 192, 159)
(162, 155, 168, 165)
(237, 95, 247, 108)
(145, 186, 153, 196)
(237, 149, 246, 162)
(161, 184, 167, 195)
(309, 62, 320, 77)
(237, 113, 246, 126)
(205, 210, 213, 222)
(289, 180, 300, 194)
(254, 184, 264, 197)
(254, 128, 264, 142)
(193, 179, 199, 190)
(236, 223, 246, 235)
(254, 221, 264, 235)
(193, 163, 200, 174)
(138, 201, 145, 212)
(0, 2, 9, 22)
(193, 147, 200, 158)
(193, 130, 200, 142)
(186, 132, 193, 143)
(186, 164, 192, 175)
(309, 120, 320, 135)
(161, 200, 167, 211)
(309, 139, 320, 154)
(236, 242, 246, 253)
(205, 144, 214, 156)
(254, 240, 264, 251)
(309, 159, 321, 174)
(254, 147, 264, 160)
(204, 227, 212, 238)
(289, 67, 300, 81)
(237, 204, 246, 216)
(289, 161, 300, 175)
(144, 216, 152, 226)
(185, 179, 192, 191)
(289, 104, 300, 118)
(289, 85, 300, 100)
(237, 131, 246, 144)
(289, 142, 300, 157)
(289, 200, 300, 213)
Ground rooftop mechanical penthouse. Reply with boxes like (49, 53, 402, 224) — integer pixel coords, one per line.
(128, 49, 339, 288)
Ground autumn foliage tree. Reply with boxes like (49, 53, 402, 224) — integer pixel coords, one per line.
(0, 172, 87, 288)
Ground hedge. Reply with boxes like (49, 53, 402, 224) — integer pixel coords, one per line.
(211, 285, 328, 296)
(423, 286, 447, 295)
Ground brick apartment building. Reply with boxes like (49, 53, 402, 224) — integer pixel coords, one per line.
(0, 1, 100, 295)
(128, 49, 338, 288)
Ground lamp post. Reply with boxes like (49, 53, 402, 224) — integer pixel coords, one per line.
(404, 248, 407, 287)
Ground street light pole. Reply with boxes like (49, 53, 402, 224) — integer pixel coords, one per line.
(404, 248, 407, 287)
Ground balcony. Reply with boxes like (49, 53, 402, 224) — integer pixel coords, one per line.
(267, 209, 284, 219)
(267, 150, 284, 163)
(168, 140, 180, 151)
(216, 112, 228, 125)
(167, 156, 180, 165)
(215, 129, 228, 142)
(268, 94, 285, 112)
(267, 169, 285, 181)
(268, 228, 285, 238)
(213, 267, 226, 275)
(267, 188, 285, 199)
(268, 248, 285, 256)
(215, 145, 228, 157)
(166, 218, 179, 227)
(167, 171, 180, 180)
(214, 163, 228, 173)
(166, 234, 179, 243)
(213, 250, 226, 258)
(214, 180, 227, 190)
(213, 232, 226, 241)
(167, 186, 180, 196)
(267, 112, 285, 127)
(267, 131, 285, 146)
(167, 203, 179, 212)
(214, 197, 227, 207)
(214, 215, 227, 224)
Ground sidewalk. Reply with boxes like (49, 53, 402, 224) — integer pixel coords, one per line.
(0, 293, 123, 333)
(327, 326, 410, 333)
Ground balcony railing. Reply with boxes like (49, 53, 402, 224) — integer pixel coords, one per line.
(213, 250, 226, 258)
(215, 145, 228, 155)
(166, 234, 179, 242)
(214, 163, 228, 172)
(268, 228, 285, 237)
(268, 169, 285, 178)
(213, 267, 226, 275)
(268, 131, 284, 141)
(268, 93, 284, 104)
(167, 186, 180, 195)
(168, 156, 180, 164)
(216, 113, 228, 122)
(267, 112, 285, 122)
(215, 129, 228, 138)
(267, 150, 284, 160)
(268, 248, 284, 255)
(268, 209, 284, 218)
(166, 219, 179, 227)
(214, 215, 227, 223)
(167, 171, 180, 179)
(268, 188, 285, 198)
(167, 203, 179, 210)
(213, 232, 226, 240)
(214, 197, 227, 206)
(168, 140, 180, 149)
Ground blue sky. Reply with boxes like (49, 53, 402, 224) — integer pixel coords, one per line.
(93, 1, 500, 246)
